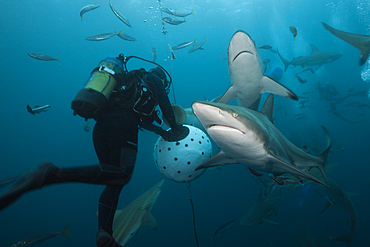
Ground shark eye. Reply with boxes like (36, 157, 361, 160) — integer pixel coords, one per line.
(232, 112, 238, 118)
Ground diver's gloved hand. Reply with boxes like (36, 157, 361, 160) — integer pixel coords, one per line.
(161, 125, 189, 142)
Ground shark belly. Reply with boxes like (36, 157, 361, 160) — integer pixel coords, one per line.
(229, 52, 263, 108)
(207, 125, 269, 170)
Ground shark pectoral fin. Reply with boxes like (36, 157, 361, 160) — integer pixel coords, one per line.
(261, 76, 298, 101)
(217, 85, 237, 103)
(195, 150, 238, 171)
(142, 212, 157, 230)
(267, 151, 331, 189)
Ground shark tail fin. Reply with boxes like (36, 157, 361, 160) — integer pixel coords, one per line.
(61, 224, 72, 239)
(317, 126, 332, 185)
(277, 49, 290, 71)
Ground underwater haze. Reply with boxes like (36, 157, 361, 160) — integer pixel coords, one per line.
(1, 0, 370, 246)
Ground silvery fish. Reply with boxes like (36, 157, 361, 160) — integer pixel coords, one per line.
(172, 38, 197, 50)
(161, 7, 193, 17)
(116, 31, 136, 41)
(109, 0, 131, 27)
(188, 37, 207, 53)
(152, 47, 156, 63)
(79, 4, 100, 22)
(11, 224, 71, 246)
(168, 44, 176, 60)
(162, 17, 186, 25)
(85, 32, 118, 41)
(28, 53, 60, 63)
(27, 104, 51, 115)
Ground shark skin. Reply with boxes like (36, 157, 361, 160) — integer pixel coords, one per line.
(321, 179, 359, 246)
(322, 22, 370, 66)
(111, 180, 164, 246)
(218, 30, 298, 111)
(192, 94, 332, 188)
(278, 44, 343, 71)
(240, 189, 280, 226)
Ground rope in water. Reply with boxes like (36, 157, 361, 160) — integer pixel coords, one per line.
(158, 0, 177, 104)
(187, 182, 200, 247)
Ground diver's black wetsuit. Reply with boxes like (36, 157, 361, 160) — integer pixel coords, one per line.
(0, 68, 186, 247)
(92, 70, 179, 241)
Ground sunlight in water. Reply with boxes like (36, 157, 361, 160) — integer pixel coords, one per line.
(360, 59, 370, 83)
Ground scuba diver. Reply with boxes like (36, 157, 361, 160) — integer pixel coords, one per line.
(0, 54, 189, 247)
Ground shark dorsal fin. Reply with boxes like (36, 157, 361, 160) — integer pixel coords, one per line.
(260, 94, 274, 123)
(310, 44, 320, 53)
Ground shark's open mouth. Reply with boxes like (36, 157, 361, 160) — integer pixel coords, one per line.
(232, 50, 253, 63)
(208, 124, 244, 134)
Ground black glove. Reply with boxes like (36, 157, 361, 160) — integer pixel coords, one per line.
(161, 125, 189, 142)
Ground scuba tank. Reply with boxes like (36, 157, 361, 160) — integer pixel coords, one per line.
(71, 57, 125, 119)
(268, 67, 284, 81)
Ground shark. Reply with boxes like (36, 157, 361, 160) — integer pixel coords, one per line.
(297, 220, 328, 247)
(192, 94, 332, 188)
(322, 22, 370, 66)
(109, 180, 164, 246)
(321, 179, 359, 246)
(240, 189, 280, 226)
(218, 30, 298, 111)
(278, 44, 343, 71)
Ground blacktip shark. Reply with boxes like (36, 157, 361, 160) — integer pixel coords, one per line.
(321, 179, 359, 246)
(192, 94, 332, 188)
(322, 22, 370, 66)
(109, 180, 164, 246)
(218, 30, 298, 111)
(240, 189, 280, 226)
(278, 44, 343, 71)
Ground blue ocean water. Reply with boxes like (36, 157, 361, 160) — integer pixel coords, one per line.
(0, 0, 369, 246)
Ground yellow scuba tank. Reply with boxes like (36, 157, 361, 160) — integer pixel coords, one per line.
(71, 57, 125, 119)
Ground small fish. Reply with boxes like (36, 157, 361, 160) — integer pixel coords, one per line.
(210, 220, 235, 243)
(269, 48, 278, 54)
(11, 224, 71, 246)
(168, 44, 176, 60)
(289, 26, 297, 43)
(28, 53, 60, 64)
(27, 104, 51, 115)
(79, 4, 100, 22)
(296, 115, 307, 120)
(85, 32, 118, 41)
(162, 17, 186, 25)
(172, 38, 197, 50)
(84, 121, 91, 132)
(188, 37, 207, 53)
(293, 73, 307, 84)
(262, 58, 271, 73)
(116, 30, 136, 41)
(348, 87, 355, 93)
(109, 0, 131, 28)
(258, 45, 273, 50)
(152, 47, 157, 63)
(161, 7, 194, 17)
